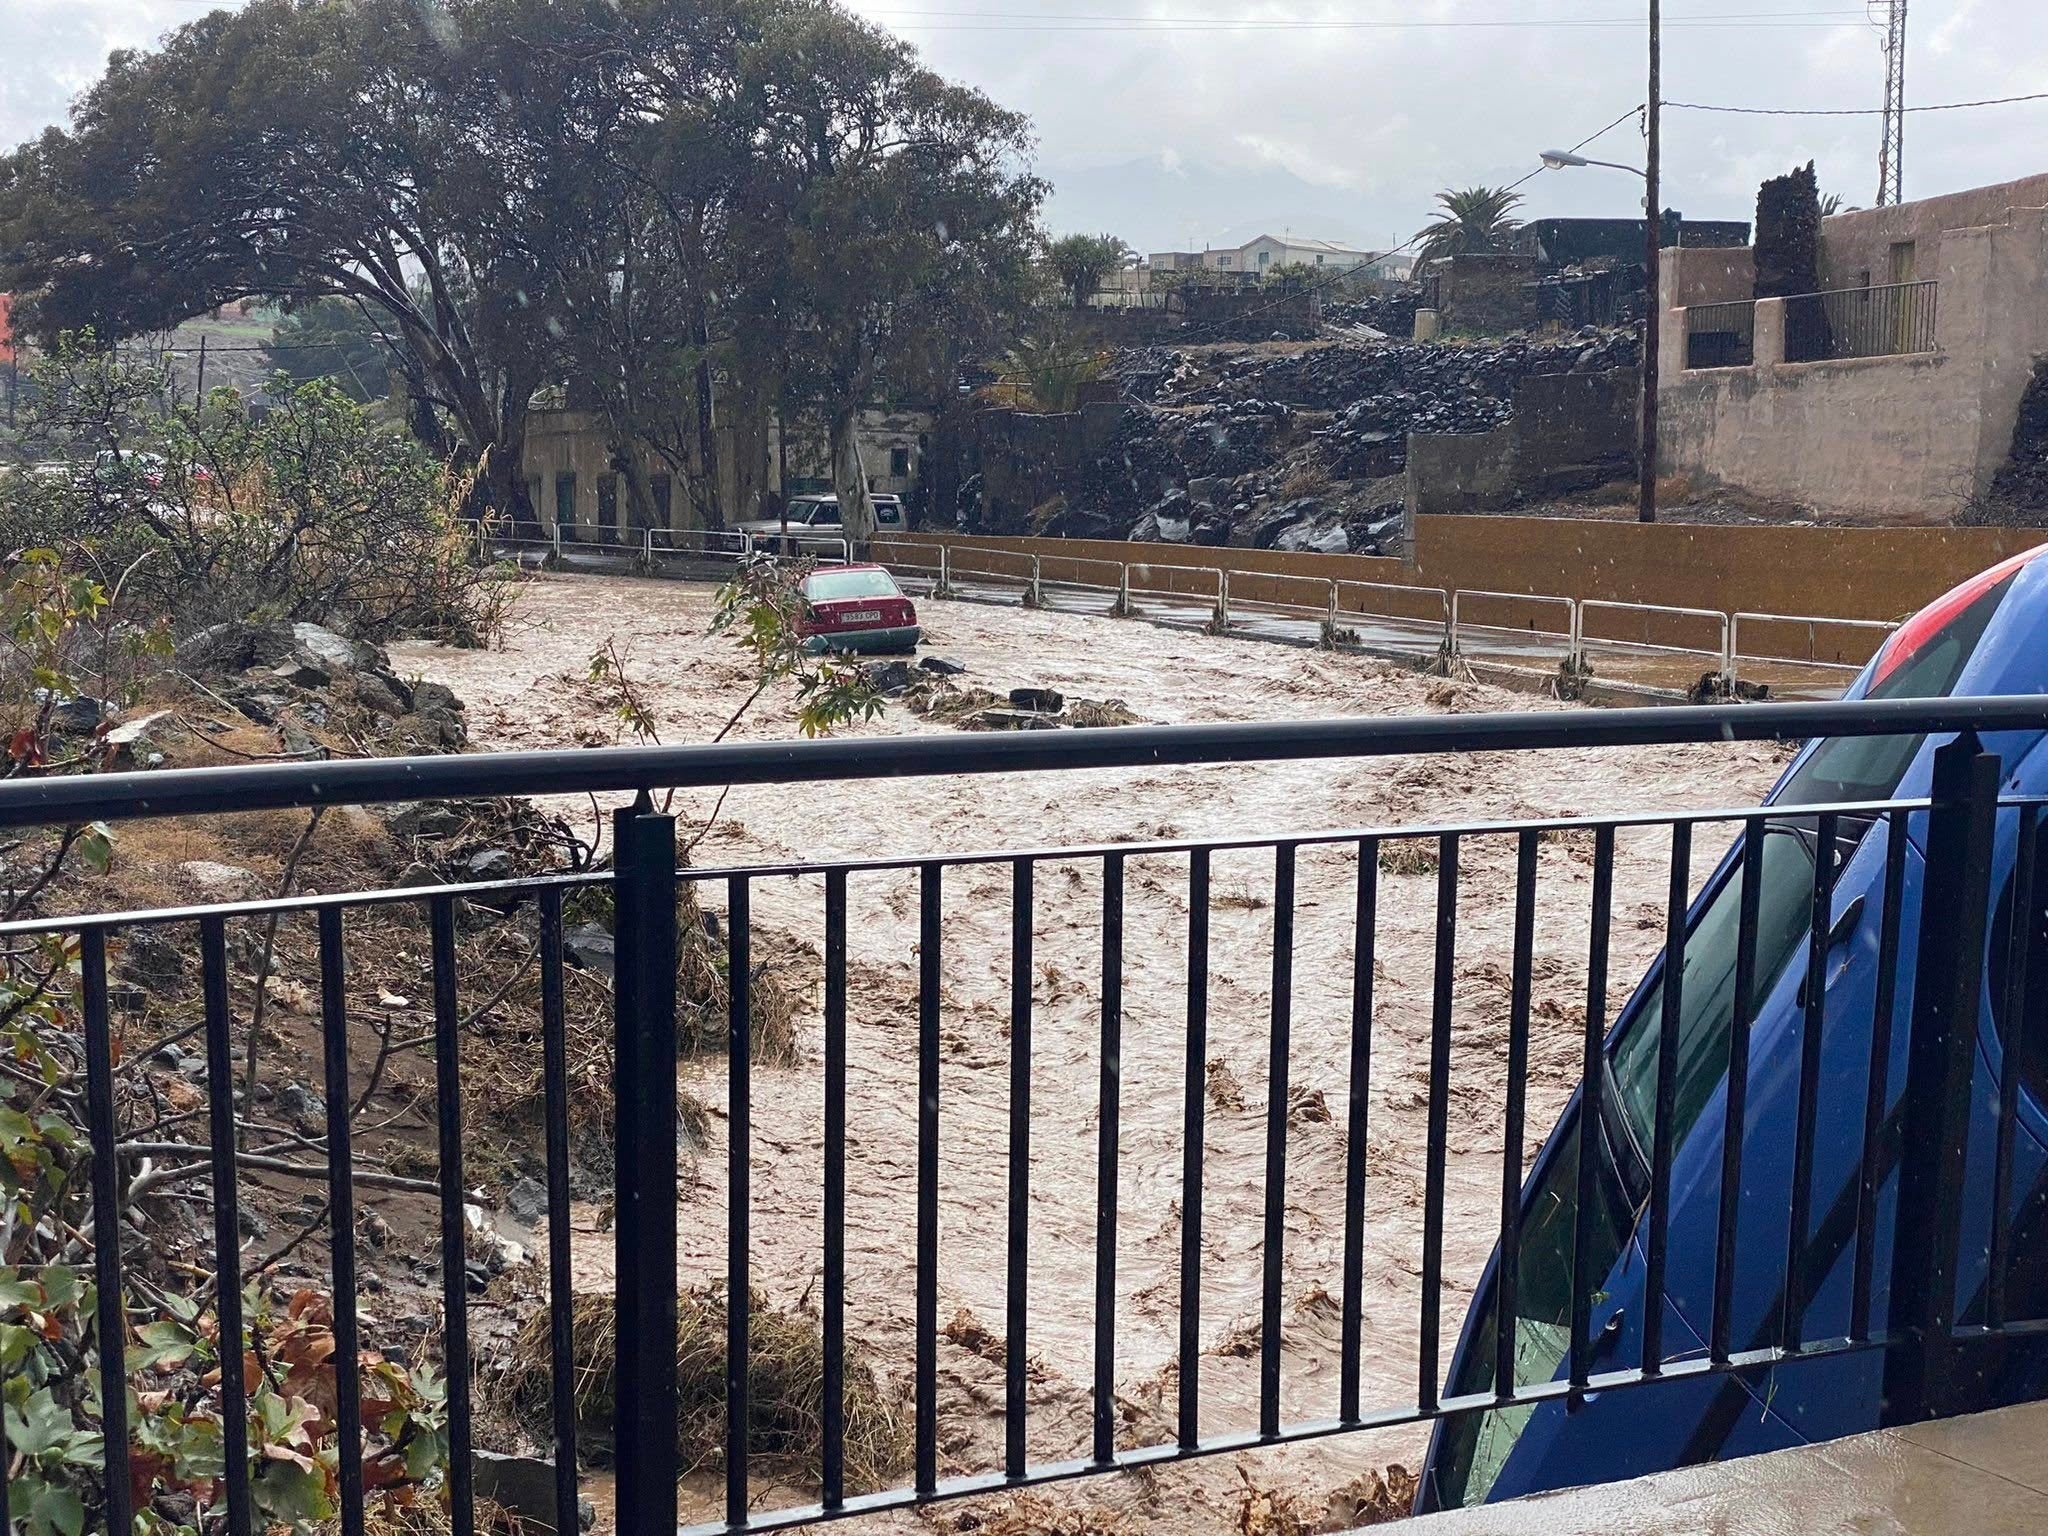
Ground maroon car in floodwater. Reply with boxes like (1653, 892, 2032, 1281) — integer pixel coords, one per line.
(799, 564, 921, 654)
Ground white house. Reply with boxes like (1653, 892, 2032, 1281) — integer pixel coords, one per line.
(1146, 235, 1395, 279)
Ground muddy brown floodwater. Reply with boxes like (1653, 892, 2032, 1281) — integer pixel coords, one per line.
(392, 573, 1792, 1533)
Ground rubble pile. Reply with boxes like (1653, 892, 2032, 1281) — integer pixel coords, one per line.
(1978, 358, 2048, 523)
(1002, 328, 1638, 553)
(1323, 286, 1426, 337)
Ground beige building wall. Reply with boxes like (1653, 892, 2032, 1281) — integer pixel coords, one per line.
(522, 406, 931, 539)
(1657, 185, 2048, 523)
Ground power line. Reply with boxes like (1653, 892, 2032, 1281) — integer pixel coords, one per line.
(1667, 88, 2048, 115)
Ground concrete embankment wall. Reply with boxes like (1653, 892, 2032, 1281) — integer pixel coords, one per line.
(877, 515, 2047, 634)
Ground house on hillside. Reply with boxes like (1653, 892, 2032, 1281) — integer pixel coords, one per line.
(1147, 235, 1404, 280)
(1658, 171, 2048, 524)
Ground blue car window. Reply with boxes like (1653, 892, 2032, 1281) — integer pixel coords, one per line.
(1610, 828, 1820, 1159)
(1778, 570, 2014, 807)
(1990, 814, 2048, 1106)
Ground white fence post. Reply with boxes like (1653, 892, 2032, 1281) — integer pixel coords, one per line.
(1117, 563, 1131, 617)
(1029, 555, 1043, 608)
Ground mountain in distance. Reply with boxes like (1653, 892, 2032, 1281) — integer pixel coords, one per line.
(1039, 155, 1405, 256)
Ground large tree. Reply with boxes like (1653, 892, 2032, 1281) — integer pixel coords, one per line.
(0, 0, 578, 522)
(744, 2, 1043, 544)
(1045, 232, 1132, 308)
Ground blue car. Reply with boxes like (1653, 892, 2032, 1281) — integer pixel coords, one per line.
(1418, 544, 2048, 1511)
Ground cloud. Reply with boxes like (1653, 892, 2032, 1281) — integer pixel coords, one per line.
(4, 0, 2044, 253)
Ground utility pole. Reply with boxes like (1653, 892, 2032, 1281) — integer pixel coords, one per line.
(195, 334, 209, 403)
(1877, 0, 1908, 205)
(1638, 0, 1661, 523)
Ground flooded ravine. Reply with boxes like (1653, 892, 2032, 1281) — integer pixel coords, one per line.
(395, 572, 1791, 1533)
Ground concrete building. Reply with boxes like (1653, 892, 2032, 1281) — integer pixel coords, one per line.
(519, 406, 929, 540)
(1658, 172, 2048, 524)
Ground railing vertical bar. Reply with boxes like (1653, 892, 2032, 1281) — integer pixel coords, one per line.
(1495, 830, 1538, 1401)
(1711, 819, 1766, 1364)
(1005, 859, 1033, 1480)
(1093, 852, 1126, 1465)
(1989, 803, 2039, 1329)
(916, 863, 942, 1495)
(613, 806, 679, 1534)
(200, 917, 253, 1536)
(823, 869, 849, 1507)
(1570, 825, 1616, 1397)
(1259, 844, 1296, 1439)
(1784, 813, 1838, 1350)
(1851, 812, 1909, 1345)
(1643, 823, 1690, 1375)
(81, 928, 134, 1536)
(729, 875, 754, 1528)
(1340, 837, 1378, 1424)
(1178, 847, 1210, 1450)
(1419, 833, 1458, 1413)
(1885, 735, 1999, 1422)
(429, 896, 474, 1536)
(317, 906, 366, 1536)
(537, 888, 580, 1536)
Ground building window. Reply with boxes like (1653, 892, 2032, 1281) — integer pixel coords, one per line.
(1316, 254, 1325, 266)
(651, 473, 673, 525)
(1217, 255, 1233, 268)
(597, 474, 620, 534)
(554, 472, 577, 540)
(889, 446, 912, 479)
(1257, 250, 1270, 268)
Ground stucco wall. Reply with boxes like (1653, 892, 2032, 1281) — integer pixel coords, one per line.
(1819, 173, 2048, 291)
(1664, 244, 1755, 308)
(1659, 191, 2048, 522)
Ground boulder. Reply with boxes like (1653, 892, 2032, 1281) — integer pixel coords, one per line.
(1273, 518, 1350, 555)
(858, 658, 915, 695)
(48, 696, 110, 736)
(470, 1451, 592, 1533)
(465, 848, 516, 881)
(504, 1176, 548, 1227)
(1008, 687, 1065, 714)
(291, 621, 387, 676)
(563, 924, 616, 979)
(352, 672, 410, 718)
(105, 709, 174, 766)
(180, 860, 260, 901)
(918, 656, 967, 677)
(387, 801, 470, 839)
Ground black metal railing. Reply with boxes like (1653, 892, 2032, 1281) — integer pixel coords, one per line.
(1683, 299, 1757, 369)
(1784, 279, 1939, 363)
(7, 698, 2048, 1535)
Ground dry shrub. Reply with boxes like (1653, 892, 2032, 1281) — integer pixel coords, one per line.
(1234, 1467, 1318, 1536)
(1064, 697, 1140, 728)
(1320, 1464, 1419, 1527)
(491, 1290, 909, 1490)
(1280, 465, 1331, 499)
(1205, 1059, 1246, 1111)
(942, 1306, 1008, 1367)
(1377, 839, 1438, 878)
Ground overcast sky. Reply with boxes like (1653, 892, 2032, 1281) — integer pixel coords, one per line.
(6, 0, 2045, 252)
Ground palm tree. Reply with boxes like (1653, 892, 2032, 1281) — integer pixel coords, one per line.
(1413, 186, 1525, 264)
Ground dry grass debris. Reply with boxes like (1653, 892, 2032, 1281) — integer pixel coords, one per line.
(491, 1290, 909, 1491)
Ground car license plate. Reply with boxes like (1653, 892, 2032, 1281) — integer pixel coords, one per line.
(843, 609, 882, 623)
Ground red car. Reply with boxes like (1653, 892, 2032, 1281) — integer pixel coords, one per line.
(798, 564, 921, 654)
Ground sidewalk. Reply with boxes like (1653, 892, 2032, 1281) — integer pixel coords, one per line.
(1375, 1402, 2048, 1534)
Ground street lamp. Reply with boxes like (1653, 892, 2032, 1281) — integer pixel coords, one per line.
(1537, 8, 1661, 527)
(1539, 149, 1646, 178)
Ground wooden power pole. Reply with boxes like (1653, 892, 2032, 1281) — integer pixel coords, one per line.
(1638, 0, 1661, 523)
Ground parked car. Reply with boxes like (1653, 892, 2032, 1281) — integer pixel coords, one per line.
(737, 493, 906, 556)
(1418, 544, 2048, 1513)
(798, 563, 920, 654)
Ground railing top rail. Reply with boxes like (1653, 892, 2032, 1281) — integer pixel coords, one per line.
(1580, 597, 1728, 623)
(2, 697, 2045, 829)
(1783, 277, 1938, 301)
(0, 790, 1948, 939)
(1733, 610, 1899, 632)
